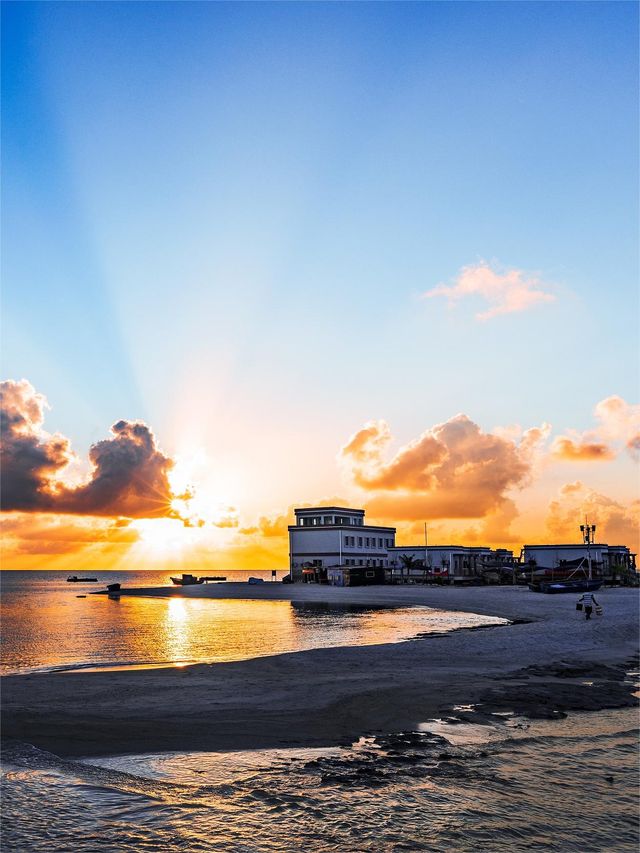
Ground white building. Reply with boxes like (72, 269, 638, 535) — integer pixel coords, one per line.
(522, 543, 636, 579)
(388, 545, 496, 583)
(288, 507, 396, 582)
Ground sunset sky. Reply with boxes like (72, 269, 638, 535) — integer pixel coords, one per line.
(2, 1, 638, 570)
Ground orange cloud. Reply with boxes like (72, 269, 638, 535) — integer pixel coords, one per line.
(550, 436, 615, 462)
(423, 261, 555, 321)
(1, 512, 139, 557)
(545, 484, 640, 552)
(594, 395, 640, 457)
(239, 514, 289, 538)
(1, 379, 185, 519)
(549, 396, 639, 464)
(341, 414, 530, 520)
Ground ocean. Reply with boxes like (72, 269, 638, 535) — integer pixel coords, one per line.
(1, 571, 638, 852)
(0, 570, 507, 674)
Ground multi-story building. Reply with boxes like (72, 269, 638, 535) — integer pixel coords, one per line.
(288, 507, 396, 582)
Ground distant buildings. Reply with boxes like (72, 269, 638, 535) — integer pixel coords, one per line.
(288, 505, 637, 584)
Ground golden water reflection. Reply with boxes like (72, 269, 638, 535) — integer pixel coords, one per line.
(1, 574, 506, 673)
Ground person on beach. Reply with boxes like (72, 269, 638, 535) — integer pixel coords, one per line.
(577, 592, 600, 620)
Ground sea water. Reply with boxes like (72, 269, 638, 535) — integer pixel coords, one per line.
(1, 571, 638, 851)
(2, 708, 638, 852)
(0, 570, 507, 674)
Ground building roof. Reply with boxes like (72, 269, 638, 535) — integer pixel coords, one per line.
(523, 543, 609, 549)
(389, 544, 492, 551)
(288, 524, 396, 532)
(294, 506, 365, 514)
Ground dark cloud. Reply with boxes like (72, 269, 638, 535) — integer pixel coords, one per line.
(1, 379, 181, 519)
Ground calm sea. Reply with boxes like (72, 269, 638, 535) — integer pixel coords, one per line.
(1, 571, 638, 852)
(0, 570, 506, 674)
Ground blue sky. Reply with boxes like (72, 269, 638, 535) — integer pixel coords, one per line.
(2, 1, 638, 549)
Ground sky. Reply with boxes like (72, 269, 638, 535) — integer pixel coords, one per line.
(2, 1, 638, 570)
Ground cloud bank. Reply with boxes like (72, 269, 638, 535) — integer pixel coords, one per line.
(1, 379, 182, 519)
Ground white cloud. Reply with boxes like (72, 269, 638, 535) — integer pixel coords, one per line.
(423, 260, 556, 321)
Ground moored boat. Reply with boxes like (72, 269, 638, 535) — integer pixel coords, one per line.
(170, 573, 204, 586)
(532, 579, 603, 594)
(67, 576, 98, 582)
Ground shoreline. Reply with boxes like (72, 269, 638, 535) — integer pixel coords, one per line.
(2, 586, 638, 758)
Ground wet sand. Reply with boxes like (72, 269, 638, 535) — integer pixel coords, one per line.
(2, 585, 638, 757)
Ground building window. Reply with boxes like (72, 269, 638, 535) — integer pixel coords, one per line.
(378, 538, 383, 548)
(359, 559, 363, 566)
(358, 537, 363, 547)
(366, 571, 375, 578)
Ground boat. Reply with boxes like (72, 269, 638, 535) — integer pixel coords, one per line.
(170, 573, 204, 586)
(532, 579, 603, 594)
(106, 583, 121, 592)
(67, 576, 98, 582)
(200, 576, 227, 582)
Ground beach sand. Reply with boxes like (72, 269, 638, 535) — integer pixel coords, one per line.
(2, 585, 638, 757)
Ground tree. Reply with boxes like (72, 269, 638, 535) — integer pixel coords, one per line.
(399, 554, 418, 583)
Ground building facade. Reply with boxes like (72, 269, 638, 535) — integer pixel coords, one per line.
(522, 543, 636, 580)
(288, 507, 396, 582)
(387, 545, 499, 583)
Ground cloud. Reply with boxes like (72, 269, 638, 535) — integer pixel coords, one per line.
(340, 414, 531, 520)
(0, 380, 74, 510)
(0, 512, 139, 556)
(545, 483, 639, 552)
(423, 261, 555, 321)
(550, 436, 615, 462)
(594, 395, 640, 457)
(239, 514, 289, 538)
(1, 379, 184, 519)
(550, 396, 639, 463)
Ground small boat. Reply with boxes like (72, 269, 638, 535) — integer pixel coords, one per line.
(248, 577, 265, 584)
(170, 573, 204, 586)
(106, 583, 121, 592)
(200, 576, 227, 582)
(67, 576, 98, 582)
(534, 579, 603, 594)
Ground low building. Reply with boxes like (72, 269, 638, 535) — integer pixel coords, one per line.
(522, 543, 636, 582)
(288, 507, 396, 583)
(388, 545, 501, 583)
(326, 565, 386, 587)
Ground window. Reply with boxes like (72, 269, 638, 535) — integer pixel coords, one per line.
(323, 516, 333, 525)
(378, 538, 383, 548)
(365, 537, 370, 547)
(359, 559, 363, 566)
(366, 571, 375, 578)
(358, 537, 363, 547)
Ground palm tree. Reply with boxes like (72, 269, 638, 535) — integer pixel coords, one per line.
(399, 554, 418, 584)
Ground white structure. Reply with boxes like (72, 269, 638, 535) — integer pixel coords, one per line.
(522, 543, 636, 578)
(388, 545, 496, 583)
(288, 507, 396, 582)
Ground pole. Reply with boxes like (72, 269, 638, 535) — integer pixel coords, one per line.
(424, 523, 428, 583)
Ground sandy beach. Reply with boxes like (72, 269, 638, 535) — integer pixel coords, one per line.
(2, 584, 638, 758)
